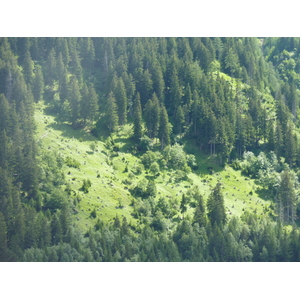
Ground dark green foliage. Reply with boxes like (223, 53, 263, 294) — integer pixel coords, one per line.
(133, 92, 143, 141)
(115, 77, 127, 125)
(207, 183, 227, 227)
(90, 208, 97, 219)
(106, 91, 119, 134)
(65, 156, 81, 169)
(158, 105, 170, 149)
(3, 37, 300, 262)
(68, 76, 82, 128)
(32, 65, 44, 102)
(81, 179, 92, 193)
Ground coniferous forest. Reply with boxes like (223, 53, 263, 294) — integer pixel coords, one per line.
(2, 37, 300, 262)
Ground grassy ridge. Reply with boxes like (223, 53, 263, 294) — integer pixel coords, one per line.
(35, 102, 273, 233)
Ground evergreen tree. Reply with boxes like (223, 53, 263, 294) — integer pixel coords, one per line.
(144, 93, 160, 139)
(140, 69, 153, 107)
(174, 105, 185, 135)
(22, 50, 34, 86)
(277, 169, 297, 224)
(32, 65, 44, 102)
(207, 183, 227, 227)
(68, 76, 82, 128)
(106, 91, 119, 134)
(0, 212, 9, 261)
(133, 92, 143, 141)
(59, 67, 69, 104)
(180, 193, 187, 218)
(45, 48, 56, 86)
(158, 105, 171, 149)
(193, 193, 206, 227)
(115, 77, 127, 125)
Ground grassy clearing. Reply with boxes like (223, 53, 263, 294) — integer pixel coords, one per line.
(35, 101, 274, 233)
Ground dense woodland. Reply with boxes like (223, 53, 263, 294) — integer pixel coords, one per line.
(2, 37, 300, 261)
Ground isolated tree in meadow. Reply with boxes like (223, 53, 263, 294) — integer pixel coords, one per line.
(207, 183, 227, 227)
(193, 193, 206, 227)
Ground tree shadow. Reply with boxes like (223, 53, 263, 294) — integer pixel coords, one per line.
(45, 122, 98, 143)
(254, 185, 276, 203)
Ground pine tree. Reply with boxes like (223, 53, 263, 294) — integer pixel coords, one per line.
(180, 193, 187, 218)
(0, 212, 8, 261)
(81, 84, 99, 125)
(174, 105, 185, 135)
(32, 65, 44, 102)
(144, 93, 160, 139)
(150, 62, 165, 103)
(140, 69, 153, 107)
(207, 183, 227, 227)
(133, 92, 143, 141)
(56, 52, 65, 83)
(68, 76, 82, 128)
(169, 67, 181, 115)
(59, 67, 69, 104)
(106, 91, 119, 134)
(22, 50, 34, 86)
(45, 48, 56, 86)
(115, 77, 127, 125)
(193, 193, 206, 227)
(277, 169, 296, 224)
(158, 105, 170, 150)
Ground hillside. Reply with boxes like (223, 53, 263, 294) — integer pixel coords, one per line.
(35, 100, 274, 233)
(1, 37, 300, 261)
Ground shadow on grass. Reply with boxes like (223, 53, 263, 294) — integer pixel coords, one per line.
(255, 186, 276, 203)
(183, 138, 225, 177)
(45, 122, 97, 143)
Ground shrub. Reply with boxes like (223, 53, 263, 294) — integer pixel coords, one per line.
(141, 151, 159, 169)
(81, 179, 92, 193)
(65, 156, 81, 169)
(90, 208, 97, 218)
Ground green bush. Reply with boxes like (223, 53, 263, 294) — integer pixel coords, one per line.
(65, 156, 81, 169)
(81, 179, 92, 193)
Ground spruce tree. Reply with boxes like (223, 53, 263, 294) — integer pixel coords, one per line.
(22, 50, 34, 86)
(59, 67, 69, 104)
(32, 65, 44, 103)
(68, 76, 82, 128)
(207, 183, 227, 227)
(193, 193, 206, 227)
(277, 169, 297, 224)
(133, 92, 143, 141)
(158, 105, 170, 150)
(115, 77, 127, 125)
(45, 48, 56, 86)
(0, 212, 8, 261)
(106, 91, 119, 134)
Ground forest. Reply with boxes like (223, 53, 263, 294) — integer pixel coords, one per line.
(1, 37, 300, 261)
